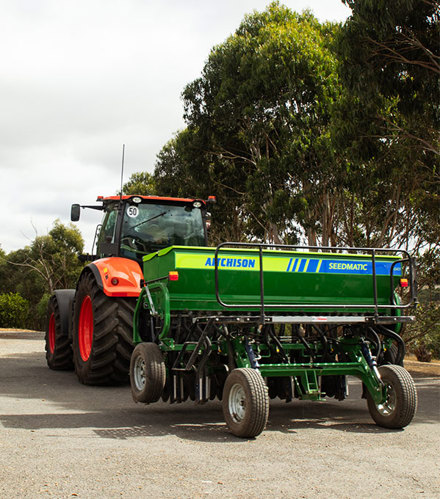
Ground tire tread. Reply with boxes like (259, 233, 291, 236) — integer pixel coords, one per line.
(130, 342, 166, 403)
(45, 295, 74, 370)
(72, 272, 136, 385)
(222, 368, 269, 438)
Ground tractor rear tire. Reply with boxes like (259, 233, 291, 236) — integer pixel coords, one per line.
(222, 368, 269, 438)
(367, 365, 417, 429)
(130, 343, 166, 403)
(384, 343, 404, 366)
(45, 295, 74, 370)
(72, 271, 135, 385)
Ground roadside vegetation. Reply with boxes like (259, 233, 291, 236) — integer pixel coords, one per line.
(0, 1, 438, 358)
(0, 221, 84, 330)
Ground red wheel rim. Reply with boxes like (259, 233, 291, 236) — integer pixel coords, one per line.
(78, 296, 93, 361)
(48, 313, 55, 353)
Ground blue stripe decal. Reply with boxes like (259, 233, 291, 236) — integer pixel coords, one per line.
(282, 258, 401, 275)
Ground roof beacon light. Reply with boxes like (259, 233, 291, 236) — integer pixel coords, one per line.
(169, 271, 179, 281)
(400, 278, 409, 288)
(193, 201, 202, 208)
(132, 197, 142, 204)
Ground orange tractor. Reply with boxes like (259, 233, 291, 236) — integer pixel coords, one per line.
(45, 194, 214, 385)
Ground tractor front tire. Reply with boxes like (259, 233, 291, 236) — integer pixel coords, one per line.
(45, 295, 74, 370)
(367, 365, 417, 429)
(72, 272, 135, 385)
(130, 343, 166, 403)
(222, 368, 269, 438)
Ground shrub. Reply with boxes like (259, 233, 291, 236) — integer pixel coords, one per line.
(405, 302, 440, 361)
(35, 293, 51, 331)
(0, 293, 29, 329)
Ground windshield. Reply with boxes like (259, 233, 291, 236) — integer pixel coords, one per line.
(120, 202, 205, 262)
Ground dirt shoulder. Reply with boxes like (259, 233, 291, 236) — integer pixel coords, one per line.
(405, 356, 440, 378)
(0, 328, 42, 333)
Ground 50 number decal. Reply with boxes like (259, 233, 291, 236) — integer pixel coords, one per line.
(127, 206, 139, 218)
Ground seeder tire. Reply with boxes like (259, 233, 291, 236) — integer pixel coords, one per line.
(130, 343, 166, 403)
(367, 365, 417, 429)
(72, 272, 135, 385)
(222, 368, 269, 438)
(45, 295, 74, 370)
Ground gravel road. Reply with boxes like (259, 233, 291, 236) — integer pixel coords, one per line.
(1, 331, 439, 498)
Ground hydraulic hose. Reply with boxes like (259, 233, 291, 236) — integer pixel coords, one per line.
(378, 325, 406, 365)
(367, 327, 382, 359)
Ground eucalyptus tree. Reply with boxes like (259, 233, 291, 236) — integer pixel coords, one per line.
(335, 0, 439, 251)
(122, 172, 156, 196)
(5, 221, 84, 328)
(174, 3, 343, 245)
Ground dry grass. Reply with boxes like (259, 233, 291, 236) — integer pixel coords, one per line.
(405, 355, 440, 377)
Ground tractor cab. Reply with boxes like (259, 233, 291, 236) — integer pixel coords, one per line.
(72, 195, 214, 265)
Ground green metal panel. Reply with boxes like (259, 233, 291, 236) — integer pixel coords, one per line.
(142, 246, 401, 314)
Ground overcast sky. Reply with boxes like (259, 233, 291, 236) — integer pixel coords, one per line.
(0, 0, 351, 254)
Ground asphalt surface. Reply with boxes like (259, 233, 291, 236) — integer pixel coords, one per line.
(0, 331, 439, 498)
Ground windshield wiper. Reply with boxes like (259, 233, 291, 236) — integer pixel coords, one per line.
(131, 211, 168, 229)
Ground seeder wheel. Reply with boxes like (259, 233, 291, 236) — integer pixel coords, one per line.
(222, 368, 269, 438)
(130, 342, 166, 403)
(367, 365, 417, 429)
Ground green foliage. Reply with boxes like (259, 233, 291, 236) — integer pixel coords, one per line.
(340, 0, 439, 112)
(123, 172, 156, 195)
(0, 246, 7, 290)
(0, 293, 29, 329)
(150, 1, 439, 253)
(36, 293, 51, 330)
(405, 246, 440, 360)
(335, 0, 439, 250)
(416, 248, 440, 294)
(153, 128, 242, 243)
(155, 2, 343, 244)
(405, 302, 440, 360)
(1, 220, 85, 329)
(10, 220, 85, 294)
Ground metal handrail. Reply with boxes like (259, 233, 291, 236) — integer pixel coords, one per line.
(214, 242, 417, 315)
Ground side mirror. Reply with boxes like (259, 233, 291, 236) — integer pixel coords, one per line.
(205, 212, 212, 230)
(71, 204, 81, 222)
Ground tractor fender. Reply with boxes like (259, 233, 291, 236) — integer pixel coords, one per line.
(83, 257, 143, 298)
(53, 289, 76, 340)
